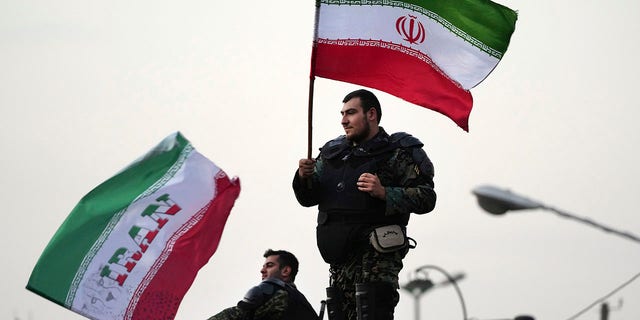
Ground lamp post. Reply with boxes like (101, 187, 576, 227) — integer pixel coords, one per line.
(401, 263, 535, 320)
(471, 185, 640, 244)
(401, 265, 466, 320)
(402, 276, 433, 320)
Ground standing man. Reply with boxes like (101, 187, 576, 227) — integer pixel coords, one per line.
(293, 89, 437, 320)
(207, 249, 319, 320)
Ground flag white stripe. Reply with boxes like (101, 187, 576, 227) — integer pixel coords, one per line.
(65, 143, 194, 308)
(70, 151, 219, 318)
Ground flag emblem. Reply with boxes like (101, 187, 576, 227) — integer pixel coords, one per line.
(396, 15, 426, 44)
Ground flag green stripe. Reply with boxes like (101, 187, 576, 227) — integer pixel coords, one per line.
(27, 132, 190, 305)
(319, 0, 517, 54)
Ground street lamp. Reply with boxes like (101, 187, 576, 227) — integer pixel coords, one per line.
(401, 265, 467, 320)
(471, 185, 640, 244)
(401, 263, 535, 320)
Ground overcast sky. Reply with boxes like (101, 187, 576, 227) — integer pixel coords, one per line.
(2, 0, 639, 319)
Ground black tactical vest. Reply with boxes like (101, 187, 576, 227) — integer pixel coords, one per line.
(317, 129, 408, 224)
(280, 284, 320, 320)
(315, 129, 411, 264)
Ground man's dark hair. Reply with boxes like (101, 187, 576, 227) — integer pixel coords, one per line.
(343, 89, 382, 124)
(264, 249, 299, 282)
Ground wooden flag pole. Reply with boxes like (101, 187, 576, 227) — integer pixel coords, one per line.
(307, 72, 315, 159)
(306, 72, 316, 189)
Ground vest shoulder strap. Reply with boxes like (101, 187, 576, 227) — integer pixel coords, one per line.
(390, 132, 424, 148)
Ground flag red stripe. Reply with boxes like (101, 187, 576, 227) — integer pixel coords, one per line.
(313, 42, 473, 131)
(129, 174, 241, 319)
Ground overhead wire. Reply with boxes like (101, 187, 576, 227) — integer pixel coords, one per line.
(565, 270, 640, 320)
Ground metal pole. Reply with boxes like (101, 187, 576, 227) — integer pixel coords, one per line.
(414, 294, 421, 320)
(600, 302, 609, 320)
(544, 205, 640, 244)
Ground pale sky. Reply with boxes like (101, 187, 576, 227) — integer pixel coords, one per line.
(2, 1, 639, 319)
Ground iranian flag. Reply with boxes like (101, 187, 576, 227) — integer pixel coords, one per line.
(27, 132, 241, 320)
(312, 0, 517, 131)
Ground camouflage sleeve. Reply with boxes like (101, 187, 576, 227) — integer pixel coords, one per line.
(207, 306, 247, 320)
(252, 289, 289, 319)
(292, 156, 325, 207)
(383, 147, 436, 216)
(207, 289, 289, 320)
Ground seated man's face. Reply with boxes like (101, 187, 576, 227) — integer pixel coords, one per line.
(261, 255, 283, 280)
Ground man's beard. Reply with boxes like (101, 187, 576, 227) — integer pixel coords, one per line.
(348, 121, 371, 144)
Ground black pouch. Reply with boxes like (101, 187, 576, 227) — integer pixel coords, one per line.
(316, 223, 355, 265)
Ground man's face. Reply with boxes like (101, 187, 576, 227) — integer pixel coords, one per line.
(260, 255, 283, 280)
(341, 97, 371, 143)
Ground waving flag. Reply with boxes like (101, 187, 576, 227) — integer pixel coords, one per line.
(311, 0, 517, 131)
(27, 132, 241, 320)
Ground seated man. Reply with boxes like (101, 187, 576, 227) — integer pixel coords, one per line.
(208, 249, 319, 320)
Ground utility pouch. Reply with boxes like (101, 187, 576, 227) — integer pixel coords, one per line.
(369, 224, 407, 253)
(317, 224, 356, 265)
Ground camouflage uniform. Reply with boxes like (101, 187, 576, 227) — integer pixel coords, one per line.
(330, 246, 405, 319)
(208, 280, 318, 320)
(292, 127, 436, 319)
(207, 290, 288, 320)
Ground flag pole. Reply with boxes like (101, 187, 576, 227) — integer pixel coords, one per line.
(307, 54, 316, 160)
(306, 61, 316, 189)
